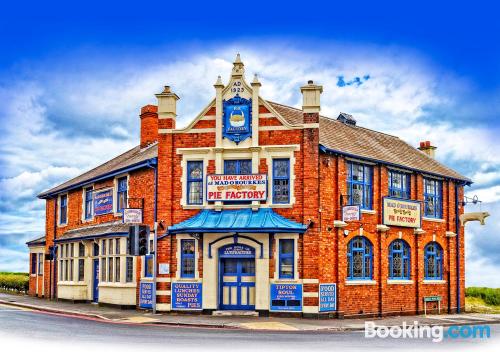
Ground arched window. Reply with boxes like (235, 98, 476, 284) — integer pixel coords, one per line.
(388, 239, 410, 280)
(424, 242, 443, 280)
(347, 236, 373, 280)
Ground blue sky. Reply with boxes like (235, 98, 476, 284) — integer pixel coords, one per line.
(0, 1, 499, 286)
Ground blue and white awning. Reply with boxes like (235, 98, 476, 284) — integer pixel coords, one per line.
(167, 208, 307, 234)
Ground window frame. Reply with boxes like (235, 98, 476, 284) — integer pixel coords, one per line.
(424, 242, 443, 280)
(388, 170, 411, 199)
(347, 236, 373, 280)
(144, 254, 154, 278)
(84, 187, 94, 220)
(424, 178, 442, 218)
(272, 158, 291, 204)
(180, 239, 196, 278)
(37, 253, 44, 275)
(59, 194, 68, 225)
(31, 253, 37, 275)
(388, 239, 411, 280)
(347, 162, 373, 210)
(186, 160, 204, 205)
(278, 239, 294, 279)
(116, 176, 128, 213)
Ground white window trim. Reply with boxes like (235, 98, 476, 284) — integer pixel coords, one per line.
(113, 174, 130, 216)
(175, 234, 199, 280)
(181, 155, 210, 208)
(345, 280, 377, 285)
(273, 233, 299, 281)
(57, 193, 69, 227)
(81, 184, 94, 222)
(266, 151, 297, 207)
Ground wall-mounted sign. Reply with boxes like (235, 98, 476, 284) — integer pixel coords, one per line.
(139, 282, 154, 309)
(270, 284, 302, 312)
(206, 174, 267, 202)
(383, 197, 422, 228)
(123, 208, 142, 224)
(342, 205, 361, 222)
(223, 94, 252, 144)
(158, 263, 170, 275)
(171, 282, 202, 310)
(94, 189, 113, 216)
(219, 244, 255, 258)
(319, 283, 337, 312)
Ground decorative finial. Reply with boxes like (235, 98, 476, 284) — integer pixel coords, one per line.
(234, 53, 242, 64)
(162, 85, 171, 93)
(232, 53, 245, 77)
(251, 73, 261, 86)
(214, 75, 224, 88)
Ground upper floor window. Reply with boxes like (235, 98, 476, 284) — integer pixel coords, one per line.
(424, 242, 443, 280)
(117, 177, 128, 212)
(59, 194, 68, 225)
(347, 236, 373, 280)
(181, 239, 195, 278)
(347, 162, 372, 210)
(388, 171, 410, 199)
(187, 161, 203, 205)
(424, 178, 442, 218)
(84, 187, 93, 219)
(388, 239, 410, 280)
(273, 159, 290, 204)
(224, 159, 252, 204)
(278, 239, 294, 279)
(224, 159, 252, 175)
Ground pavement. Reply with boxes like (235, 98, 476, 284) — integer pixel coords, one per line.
(1, 292, 499, 332)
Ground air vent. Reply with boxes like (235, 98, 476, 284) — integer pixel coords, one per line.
(337, 112, 356, 126)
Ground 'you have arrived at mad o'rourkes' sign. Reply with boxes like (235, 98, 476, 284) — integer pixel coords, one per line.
(206, 174, 267, 201)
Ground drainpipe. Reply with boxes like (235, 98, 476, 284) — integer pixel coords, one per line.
(146, 161, 158, 314)
(51, 196, 58, 300)
(455, 182, 462, 313)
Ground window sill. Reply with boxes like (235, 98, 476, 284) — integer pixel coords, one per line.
(361, 209, 376, 215)
(98, 283, 136, 288)
(57, 281, 87, 286)
(58, 223, 68, 228)
(423, 217, 445, 223)
(387, 280, 414, 285)
(271, 278, 298, 284)
(345, 280, 376, 285)
(270, 204, 294, 208)
(173, 278, 202, 283)
(423, 280, 446, 284)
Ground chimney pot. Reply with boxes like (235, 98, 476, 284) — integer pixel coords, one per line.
(418, 141, 437, 159)
(308, 80, 314, 84)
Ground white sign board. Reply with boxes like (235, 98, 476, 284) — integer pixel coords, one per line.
(342, 205, 361, 222)
(206, 174, 267, 202)
(158, 263, 170, 275)
(123, 208, 143, 224)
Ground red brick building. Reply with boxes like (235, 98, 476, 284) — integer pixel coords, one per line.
(27, 55, 471, 317)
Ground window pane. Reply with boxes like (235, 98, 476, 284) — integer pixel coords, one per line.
(224, 160, 237, 174)
(126, 257, 134, 282)
(108, 257, 113, 282)
(223, 259, 237, 274)
(182, 258, 195, 276)
(115, 257, 120, 282)
(239, 160, 252, 174)
(78, 259, 84, 281)
(182, 240, 195, 254)
(241, 259, 255, 274)
(280, 239, 293, 254)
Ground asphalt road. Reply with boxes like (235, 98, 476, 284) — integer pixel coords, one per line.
(0, 305, 498, 352)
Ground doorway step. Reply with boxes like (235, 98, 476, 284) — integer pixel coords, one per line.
(212, 310, 259, 317)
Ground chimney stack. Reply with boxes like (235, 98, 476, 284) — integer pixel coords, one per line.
(156, 86, 179, 129)
(300, 80, 323, 123)
(139, 105, 158, 148)
(418, 141, 437, 158)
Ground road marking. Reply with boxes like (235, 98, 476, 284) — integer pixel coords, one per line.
(239, 322, 299, 331)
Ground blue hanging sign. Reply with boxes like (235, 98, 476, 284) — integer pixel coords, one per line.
(319, 283, 337, 312)
(270, 283, 302, 312)
(171, 282, 203, 310)
(223, 94, 252, 144)
(94, 189, 113, 215)
(219, 244, 255, 258)
(139, 282, 154, 309)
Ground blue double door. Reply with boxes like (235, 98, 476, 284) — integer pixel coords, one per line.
(219, 257, 256, 310)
